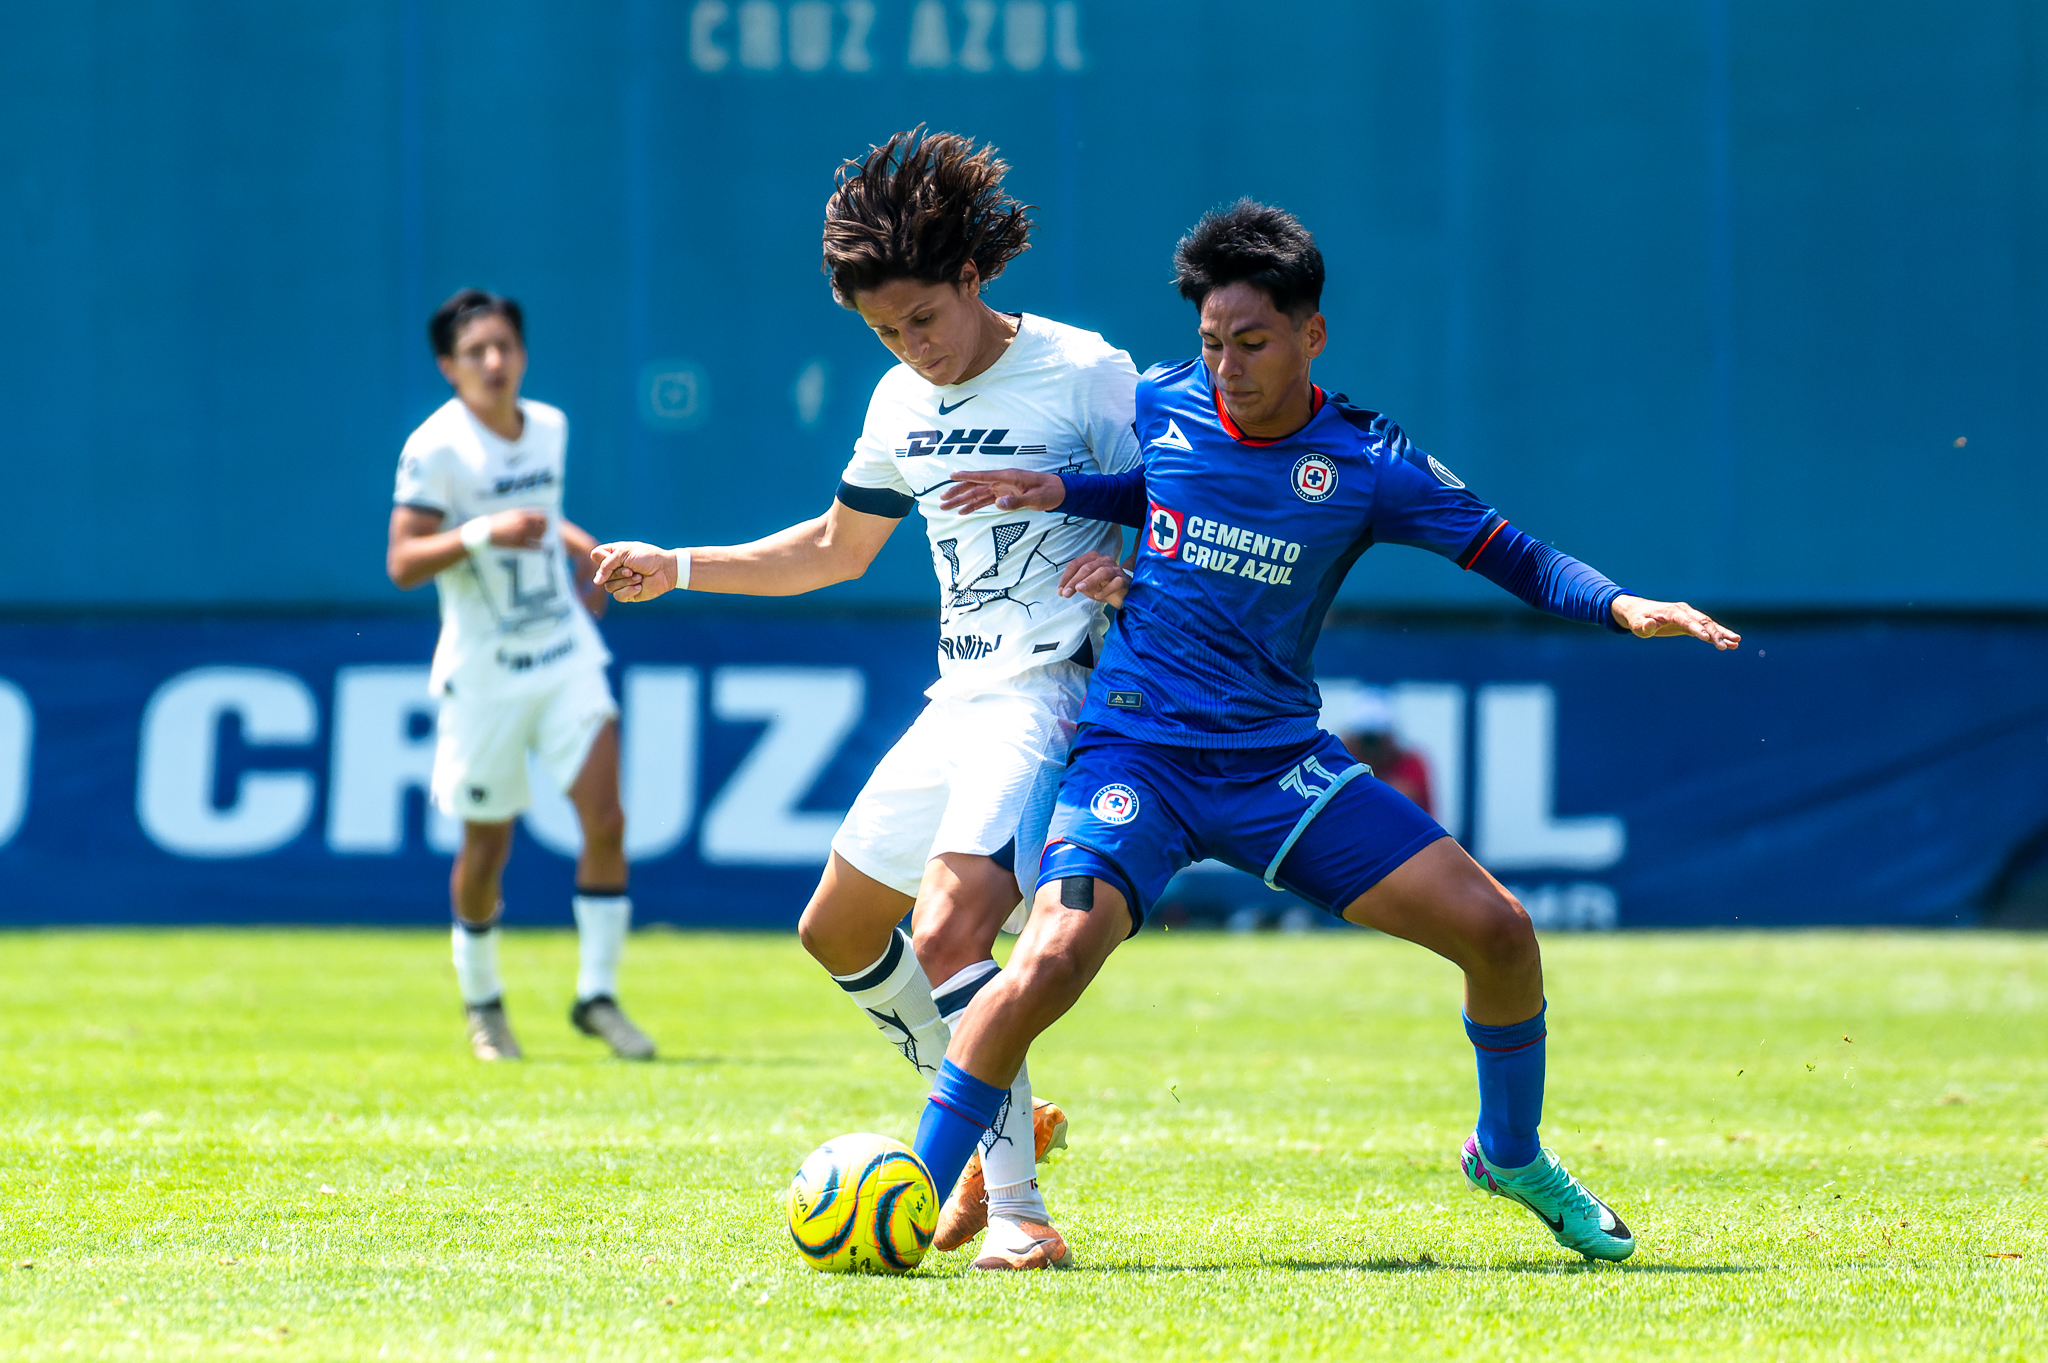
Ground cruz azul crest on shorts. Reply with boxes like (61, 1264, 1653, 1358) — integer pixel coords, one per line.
(1090, 783, 1141, 826)
(1291, 453, 1338, 503)
(1146, 501, 1183, 559)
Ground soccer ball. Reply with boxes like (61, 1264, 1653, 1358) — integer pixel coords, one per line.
(785, 1133, 938, 1274)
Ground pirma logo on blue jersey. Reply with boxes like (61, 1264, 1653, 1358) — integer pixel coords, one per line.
(1090, 783, 1140, 825)
(1292, 453, 1338, 502)
(1146, 501, 1183, 558)
(1153, 418, 1193, 451)
(1427, 455, 1465, 488)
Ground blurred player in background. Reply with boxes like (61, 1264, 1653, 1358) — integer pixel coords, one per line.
(592, 130, 1139, 1269)
(1328, 687, 1432, 815)
(925, 201, 1741, 1265)
(386, 288, 655, 1064)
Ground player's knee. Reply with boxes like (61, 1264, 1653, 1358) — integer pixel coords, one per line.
(908, 907, 988, 980)
(458, 821, 514, 868)
(1467, 890, 1539, 974)
(794, 901, 835, 964)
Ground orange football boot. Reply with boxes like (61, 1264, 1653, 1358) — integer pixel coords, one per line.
(971, 1216, 1072, 1271)
(932, 1097, 1069, 1251)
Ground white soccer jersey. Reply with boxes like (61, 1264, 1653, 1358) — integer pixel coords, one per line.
(840, 313, 1141, 699)
(393, 397, 609, 700)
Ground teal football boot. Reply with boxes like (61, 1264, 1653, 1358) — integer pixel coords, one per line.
(1461, 1135, 1636, 1262)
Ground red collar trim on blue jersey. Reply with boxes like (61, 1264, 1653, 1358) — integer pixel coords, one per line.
(1213, 383, 1326, 446)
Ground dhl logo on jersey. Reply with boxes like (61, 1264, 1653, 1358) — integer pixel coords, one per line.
(1148, 503, 1303, 586)
(895, 429, 1049, 459)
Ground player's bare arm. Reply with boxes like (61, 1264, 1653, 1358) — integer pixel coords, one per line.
(1611, 594, 1739, 648)
(386, 505, 546, 591)
(591, 498, 899, 603)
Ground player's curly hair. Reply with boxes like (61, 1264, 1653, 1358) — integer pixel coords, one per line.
(821, 128, 1033, 307)
(1172, 200, 1325, 321)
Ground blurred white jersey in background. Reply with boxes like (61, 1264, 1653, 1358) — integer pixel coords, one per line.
(393, 398, 610, 702)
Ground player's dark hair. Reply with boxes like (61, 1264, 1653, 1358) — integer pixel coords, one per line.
(821, 128, 1033, 307)
(1172, 199, 1325, 322)
(429, 288, 524, 357)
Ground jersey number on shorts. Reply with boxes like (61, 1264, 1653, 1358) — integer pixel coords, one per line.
(1279, 754, 1349, 803)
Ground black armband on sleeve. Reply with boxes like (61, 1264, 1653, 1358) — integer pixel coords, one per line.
(836, 480, 916, 519)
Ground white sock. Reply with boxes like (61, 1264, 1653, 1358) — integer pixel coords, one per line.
(832, 928, 950, 1081)
(937, 963, 1047, 1222)
(451, 916, 503, 1006)
(988, 1175, 1048, 1225)
(573, 893, 631, 1001)
(981, 1064, 1048, 1222)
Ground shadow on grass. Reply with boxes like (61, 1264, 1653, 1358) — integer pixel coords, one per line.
(1060, 1257, 1760, 1277)
(1277, 1257, 1759, 1276)
(508, 1053, 800, 1069)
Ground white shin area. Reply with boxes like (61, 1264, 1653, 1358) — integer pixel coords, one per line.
(451, 921, 503, 1006)
(980, 1061, 1046, 1220)
(572, 894, 631, 1001)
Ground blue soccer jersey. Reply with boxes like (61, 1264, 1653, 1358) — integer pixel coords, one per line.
(1079, 359, 1539, 748)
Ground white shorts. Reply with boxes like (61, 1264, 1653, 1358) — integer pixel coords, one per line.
(431, 665, 618, 824)
(831, 662, 1089, 900)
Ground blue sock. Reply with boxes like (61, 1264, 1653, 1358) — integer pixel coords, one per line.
(913, 1059, 1009, 1197)
(1465, 1004, 1547, 1169)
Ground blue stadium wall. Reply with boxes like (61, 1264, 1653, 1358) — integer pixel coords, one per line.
(1, 0, 2043, 609)
(2, 3, 2044, 927)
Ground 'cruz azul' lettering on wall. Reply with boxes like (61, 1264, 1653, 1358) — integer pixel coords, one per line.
(687, 2, 1087, 76)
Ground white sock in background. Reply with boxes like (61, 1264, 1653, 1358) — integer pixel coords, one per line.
(936, 960, 1050, 1224)
(572, 893, 631, 1001)
(451, 912, 504, 1006)
(833, 928, 950, 1081)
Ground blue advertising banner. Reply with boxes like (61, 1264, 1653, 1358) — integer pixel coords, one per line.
(2, 612, 2044, 929)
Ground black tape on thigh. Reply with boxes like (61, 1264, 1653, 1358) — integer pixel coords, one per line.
(1059, 877, 1095, 911)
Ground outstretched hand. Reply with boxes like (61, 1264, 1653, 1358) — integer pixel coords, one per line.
(1611, 595, 1741, 650)
(590, 541, 680, 603)
(938, 469, 1067, 515)
(1059, 551, 1132, 608)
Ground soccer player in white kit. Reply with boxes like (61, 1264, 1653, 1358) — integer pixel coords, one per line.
(387, 289, 657, 1064)
(591, 131, 1138, 1269)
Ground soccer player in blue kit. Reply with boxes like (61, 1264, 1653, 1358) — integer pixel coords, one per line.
(925, 201, 1741, 1265)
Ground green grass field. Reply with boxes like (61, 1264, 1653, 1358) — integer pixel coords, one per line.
(1, 927, 2043, 1360)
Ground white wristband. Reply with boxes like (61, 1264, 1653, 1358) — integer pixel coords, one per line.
(674, 549, 692, 591)
(459, 516, 494, 553)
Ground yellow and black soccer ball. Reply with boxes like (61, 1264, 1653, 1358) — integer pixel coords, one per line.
(785, 1133, 938, 1274)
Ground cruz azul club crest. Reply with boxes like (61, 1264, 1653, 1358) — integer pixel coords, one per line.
(1146, 501, 1183, 558)
(1090, 783, 1141, 826)
(1291, 453, 1338, 503)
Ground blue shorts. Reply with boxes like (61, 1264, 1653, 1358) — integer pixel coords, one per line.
(1037, 728, 1449, 934)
